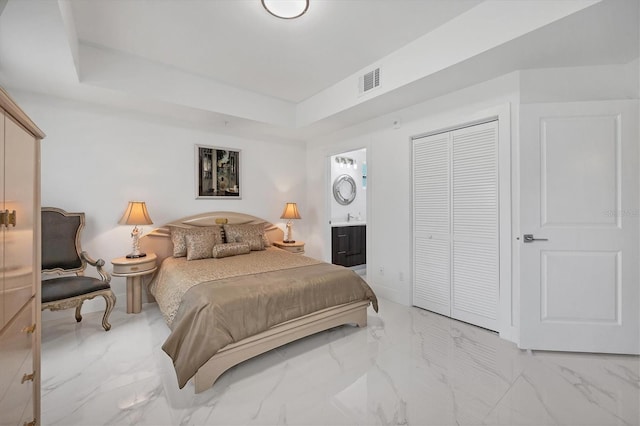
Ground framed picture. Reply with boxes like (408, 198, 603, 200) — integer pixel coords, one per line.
(195, 145, 241, 199)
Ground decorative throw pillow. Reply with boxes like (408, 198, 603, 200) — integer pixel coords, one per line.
(223, 223, 271, 247)
(235, 234, 264, 251)
(170, 226, 223, 258)
(185, 229, 221, 261)
(169, 226, 189, 257)
(212, 242, 251, 258)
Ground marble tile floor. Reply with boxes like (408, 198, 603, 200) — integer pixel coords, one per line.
(41, 297, 639, 426)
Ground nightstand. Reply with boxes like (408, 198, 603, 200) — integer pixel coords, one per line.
(111, 253, 157, 314)
(273, 240, 305, 254)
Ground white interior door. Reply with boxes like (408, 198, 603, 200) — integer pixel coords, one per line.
(519, 100, 639, 354)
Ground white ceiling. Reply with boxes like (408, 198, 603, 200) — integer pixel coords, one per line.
(0, 0, 638, 143)
(71, 0, 482, 103)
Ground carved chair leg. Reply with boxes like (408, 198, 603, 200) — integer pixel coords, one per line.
(75, 303, 83, 323)
(101, 291, 116, 331)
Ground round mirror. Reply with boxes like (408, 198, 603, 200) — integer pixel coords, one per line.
(333, 174, 357, 205)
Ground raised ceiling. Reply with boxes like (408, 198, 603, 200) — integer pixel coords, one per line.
(0, 0, 637, 142)
(71, 0, 482, 103)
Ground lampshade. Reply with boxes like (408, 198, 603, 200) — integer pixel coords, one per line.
(119, 201, 153, 226)
(280, 202, 301, 220)
(262, 0, 309, 19)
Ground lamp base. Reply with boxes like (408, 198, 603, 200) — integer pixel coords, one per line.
(126, 252, 147, 258)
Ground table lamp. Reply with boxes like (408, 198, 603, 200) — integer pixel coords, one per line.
(280, 202, 301, 243)
(119, 201, 153, 258)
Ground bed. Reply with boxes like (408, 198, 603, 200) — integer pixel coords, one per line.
(140, 211, 378, 393)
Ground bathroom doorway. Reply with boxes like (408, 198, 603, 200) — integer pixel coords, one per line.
(329, 148, 367, 273)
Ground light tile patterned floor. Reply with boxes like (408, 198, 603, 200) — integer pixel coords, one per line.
(41, 297, 639, 425)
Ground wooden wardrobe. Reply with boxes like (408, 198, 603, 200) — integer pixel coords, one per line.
(0, 87, 45, 426)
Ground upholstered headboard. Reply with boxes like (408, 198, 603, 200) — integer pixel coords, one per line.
(139, 211, 284, 266)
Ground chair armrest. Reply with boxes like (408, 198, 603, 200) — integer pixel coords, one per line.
(81, 251, 112, 283)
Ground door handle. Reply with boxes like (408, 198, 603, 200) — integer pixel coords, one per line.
(21, 324, 36, 334)
(523, 234, 548, 243)
(21, 372, 35, 383)
(7, 210, 16, 227)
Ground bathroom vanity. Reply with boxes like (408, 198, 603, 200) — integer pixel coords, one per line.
(331, 224, 366, 267)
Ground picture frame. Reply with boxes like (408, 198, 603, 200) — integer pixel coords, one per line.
(195, 145, 241, 199)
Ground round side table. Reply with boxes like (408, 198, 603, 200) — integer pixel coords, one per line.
(111, 253, 157, 314)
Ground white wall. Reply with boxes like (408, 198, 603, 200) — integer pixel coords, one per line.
(306, 72, 521, 309)
(520, 61, 639, 104)
(15, 61, 637, 326)
(305, 61, 639, 343)
(14, 90, 307, 317)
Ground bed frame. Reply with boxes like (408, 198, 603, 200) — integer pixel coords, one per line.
(139, 211, 370, 393)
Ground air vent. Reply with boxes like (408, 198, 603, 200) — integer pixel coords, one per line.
(359, 67, 380, 94)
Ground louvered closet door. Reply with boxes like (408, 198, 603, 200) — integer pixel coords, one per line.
(413, 132, 451, 316)
(413, 120, 499, 331)
(451, 121, 499, 331)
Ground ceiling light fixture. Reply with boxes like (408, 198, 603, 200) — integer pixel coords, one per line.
(262, 0, 309, 19)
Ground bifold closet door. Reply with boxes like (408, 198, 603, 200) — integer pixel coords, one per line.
(413, 121, 499, 331)
(450, 122, 499, 331)
(413, 132, 451, 316)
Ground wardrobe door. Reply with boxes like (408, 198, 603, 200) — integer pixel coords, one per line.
(3, 115, 36, 323)
(451, 121, 499, 331)
(0, 111, 4, 330)
(0, 87, 43, 426)
(413, 132, 451, 316)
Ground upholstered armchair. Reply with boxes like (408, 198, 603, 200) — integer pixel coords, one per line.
(41, 207, 116, 331)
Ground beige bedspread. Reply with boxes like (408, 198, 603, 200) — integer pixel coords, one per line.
(150, 247, 325, 326)
(151, 248, 378, 388)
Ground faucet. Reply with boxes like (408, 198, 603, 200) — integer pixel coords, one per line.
(347, 213, 354, 222)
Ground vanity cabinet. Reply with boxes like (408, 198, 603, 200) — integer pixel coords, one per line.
(331, 225, 366, 267)
(0, 87, 44, 426)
